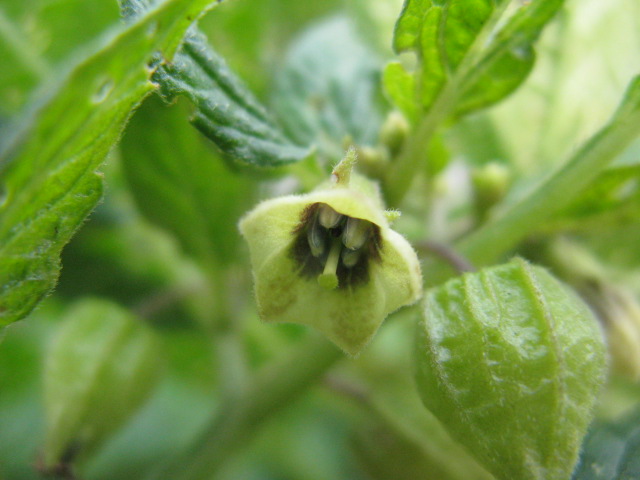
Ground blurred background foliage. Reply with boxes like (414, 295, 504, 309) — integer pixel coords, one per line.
(1, 0, 640, 478)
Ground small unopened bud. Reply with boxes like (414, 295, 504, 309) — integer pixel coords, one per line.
(471, 162, 511, 219)
(380, 111, 410, 156)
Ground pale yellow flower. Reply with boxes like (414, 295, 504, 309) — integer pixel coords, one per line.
(239, 152, 422, 355)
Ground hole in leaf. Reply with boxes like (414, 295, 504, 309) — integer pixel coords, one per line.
(91, 78, 114, 104)
(146, 21, 158, 38)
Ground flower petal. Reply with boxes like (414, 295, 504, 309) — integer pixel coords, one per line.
(377, 228, 423, 313)
(238, 195, 309, 269)
(305, 188, 388, 227)
(255, 249, 387, 356)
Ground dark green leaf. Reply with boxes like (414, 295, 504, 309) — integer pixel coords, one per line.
(271, 16, 383, 160)
(0, 0, 222, 328)
(386, 0, 563, 120)
(572, 408, 640, 480)
(120, 96, 255, 269)
(153, 29, 310, 168)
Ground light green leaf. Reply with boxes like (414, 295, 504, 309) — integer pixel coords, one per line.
(415, 258, 607, 480)
(572, 407, 640, 480)
(0, 0, 222, 328)
(382, 61, 417, 122)
(386, 0, 563, 119)
(120, 96, 255, 270)
(272, 16, 383, 160)
(393, 0, 431, 52)
(152, 29, 310, 167)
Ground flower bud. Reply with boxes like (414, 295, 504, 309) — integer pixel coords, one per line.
(471, 162, 511, 219)
(239, 150, 422, 356)
(380, 111, 410, 156)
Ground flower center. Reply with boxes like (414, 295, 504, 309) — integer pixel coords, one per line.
(292, 203, 381, 290)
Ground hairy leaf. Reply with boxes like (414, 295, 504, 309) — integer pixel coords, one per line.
(153, 29, 309, 167)
(271, 16, 383, 160)
(0, 0, 222, 328)
(415, 258, 607, 480)
(386, 0, 563, 120)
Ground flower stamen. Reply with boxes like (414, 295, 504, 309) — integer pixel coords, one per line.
(318, 237, 342, 290)
(318, 204, 343, 229)
(342, 217, 371, 250)
(341, 247, 362, 268)
(307, 212, 326, 257)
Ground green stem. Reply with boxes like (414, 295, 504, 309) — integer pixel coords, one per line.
(423, 77, 640, 284)
(383, 2, 511, 207)
(156, 334, 342, 480)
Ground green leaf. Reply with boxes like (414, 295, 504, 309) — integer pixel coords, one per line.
(572, 408, 640, 480)
(0, 0, 120, 117)
(545, 165, 640, 233)
(0, 0, 222, 328)
(199, 0, 344, 96)
(152, 29, 310, 167)
(43, 298, 161, 467)
(0, 4, 48, 116)
(386, 0, 563, 120)
(120, 96, 255, 270)
(449, 76, 640, 272)
(271, 16, 383, 160)
(415, 258, 607, 480)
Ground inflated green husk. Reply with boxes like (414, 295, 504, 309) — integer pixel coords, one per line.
(415, 258, 607, 480)
(43, 298, 161, 466)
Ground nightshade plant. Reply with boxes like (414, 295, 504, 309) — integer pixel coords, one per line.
(0, 0, 639, 479)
